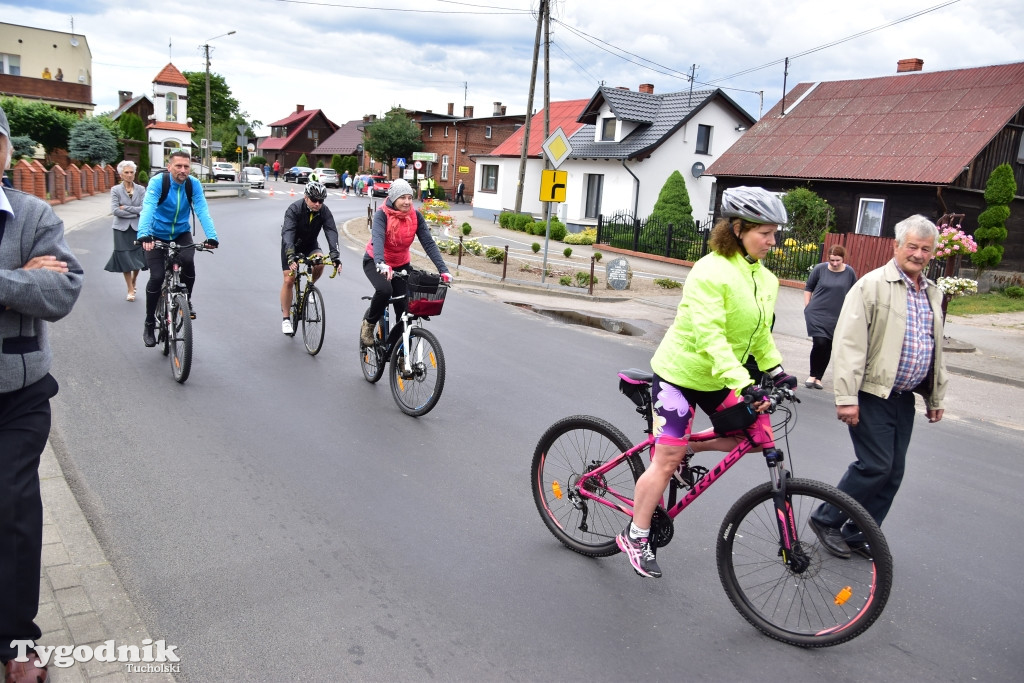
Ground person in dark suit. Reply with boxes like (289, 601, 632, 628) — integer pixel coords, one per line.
(104, 160, 148, 301)
(455, 178, 465, 204)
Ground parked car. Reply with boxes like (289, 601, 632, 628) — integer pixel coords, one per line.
(241, 167, 264, 189)
(213, 162, 237, 181)
(190, 162, 210, 178)
(317, 168, 340, 188)
(370, 175, 391, 198)
(284, 166, 313, 184)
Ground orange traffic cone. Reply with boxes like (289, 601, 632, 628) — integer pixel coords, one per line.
(289, 187, 296, 197)
(269, 186, 274, 196)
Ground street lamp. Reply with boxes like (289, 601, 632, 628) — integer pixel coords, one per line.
(202, 30, 235, 181)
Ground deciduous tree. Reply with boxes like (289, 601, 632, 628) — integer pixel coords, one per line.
(362, 108, 423, 177)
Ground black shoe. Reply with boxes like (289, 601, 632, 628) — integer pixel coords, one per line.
(188, 302, 196, 319)
(143, 322, 156, 347)
(808, 517, 851, 559)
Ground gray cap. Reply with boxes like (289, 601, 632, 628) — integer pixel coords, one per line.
(388, 178, 414, 203)
(0, 103, 9, 140)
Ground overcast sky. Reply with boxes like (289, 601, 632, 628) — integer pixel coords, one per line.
(4, 0, 1023, 135)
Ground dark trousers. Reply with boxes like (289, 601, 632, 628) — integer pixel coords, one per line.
(144, 233, 195, 324)
(362, 255, 409, 324)
(809, 336, 834, 378)
(814, 390, 916, 538)
(455, 190, 465, 204)
(0, 374, 58, 662)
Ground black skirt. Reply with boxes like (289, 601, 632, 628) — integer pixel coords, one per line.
(104, 228, 148, 273)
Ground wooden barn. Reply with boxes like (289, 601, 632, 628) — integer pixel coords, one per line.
(707, 59, 1024, 272)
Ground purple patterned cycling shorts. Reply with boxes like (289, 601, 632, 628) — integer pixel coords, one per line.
(652, 374, 739, 447)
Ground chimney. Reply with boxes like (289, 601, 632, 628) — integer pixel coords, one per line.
(118, 90, 133, 106)
(493, 101, 503, 116)
(501, 105, 506, 115)
(425, 109, 432, 113)
(296, 104, 305, 112)
(615, 86, 629, 90)
(897, 58, 924, 73)
(464, 105, 474, 118)
(639, 83, 654, 94)
(447, 102, 454, 116)
(369, 114, 377, 122)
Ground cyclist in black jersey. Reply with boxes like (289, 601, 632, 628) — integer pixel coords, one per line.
(280, 181, 341, 334)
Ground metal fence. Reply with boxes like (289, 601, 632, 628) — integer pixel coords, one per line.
(596, 212, 825, 281)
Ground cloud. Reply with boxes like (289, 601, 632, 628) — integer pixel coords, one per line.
(3, 0, 1022, 133)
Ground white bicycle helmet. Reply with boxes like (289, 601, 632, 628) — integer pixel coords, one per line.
(721, 186, 788, 225)
(305, 181, 327, 202)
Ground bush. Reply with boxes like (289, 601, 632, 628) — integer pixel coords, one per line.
(485, 246, 505, 263)
(250, 155, 267, 167)
(532, 242, 541, 253)
(655, 278, 682, 289)
(563, 228, 597, 245)
(559, 275, 573, 286)
(563, 247, 573, 258)
(296, 153, 309, 167)
(574, 271, 597, 287)
(461, 222, 472, 235)
(530, 218, 566, 241)
(971, 163, 1016, 275)
(1004, 286, 1024, 299)
(782, 186, 834, 243)
(513, 214, 533, 232)
(593, 252, 602, 262)
(137, 170, 149, 185)
(499, 211, 514, 229)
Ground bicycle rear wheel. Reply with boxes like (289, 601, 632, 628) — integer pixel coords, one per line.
(169, 293, 192, 383)
(717, 478, 893, 647)
(531, 416, 644, 557)
(301, 286, 325, 355)
(389, 327, 445, 416)
(358, 307, 386, 383)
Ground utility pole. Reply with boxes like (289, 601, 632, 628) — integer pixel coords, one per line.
(540, 0, 553, 283)
(515, 0, 545, 213)
(202, 31, 235, 182)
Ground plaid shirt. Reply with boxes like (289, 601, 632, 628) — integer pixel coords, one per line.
(892, 261, 935, 391)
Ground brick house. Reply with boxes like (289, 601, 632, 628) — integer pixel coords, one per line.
(259, 105, 340, 170)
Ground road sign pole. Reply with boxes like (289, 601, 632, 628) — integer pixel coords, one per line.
(541, 203, 552, 284)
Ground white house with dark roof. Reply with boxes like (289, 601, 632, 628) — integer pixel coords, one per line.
(473, 83, 755, 230)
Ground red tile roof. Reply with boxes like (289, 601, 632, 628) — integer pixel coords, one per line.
(489, 99, 589, 156)
(707, 61, 1024, 184)
(261, 108, 334, 151)
(153, 63, 189, 87)
(147, 121, 195, 133)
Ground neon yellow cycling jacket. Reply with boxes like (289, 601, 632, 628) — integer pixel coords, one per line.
(651, 250, 783, 392)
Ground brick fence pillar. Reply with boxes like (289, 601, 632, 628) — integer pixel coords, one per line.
(68, 164, 82, 200)
(82, 164, 96, 196)
(53, 165, 67, 204)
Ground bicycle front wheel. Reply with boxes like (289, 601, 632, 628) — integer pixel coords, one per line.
(389, 327, 445, 416)
(358, 307, 386, 383)
(169, 293, 192, 383)
(717, 478, 893, 648)
(531, 416, 644, 557)
(301, 286, 325, 355)
(156, 296, 170, 356)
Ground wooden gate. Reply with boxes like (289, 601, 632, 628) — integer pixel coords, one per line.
(823, 233, 895, 281)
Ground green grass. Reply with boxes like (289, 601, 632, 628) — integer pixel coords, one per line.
(946, 292, 1024, 316)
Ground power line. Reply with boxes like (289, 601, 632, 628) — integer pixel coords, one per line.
(275, 0, 531, 14)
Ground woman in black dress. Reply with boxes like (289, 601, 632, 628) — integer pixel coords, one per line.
(803, 245, 857, 389)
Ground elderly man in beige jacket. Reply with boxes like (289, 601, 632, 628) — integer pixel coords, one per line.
(809, 214, 948, 560)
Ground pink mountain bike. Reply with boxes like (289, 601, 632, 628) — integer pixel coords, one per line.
(531, 369, 893, 647)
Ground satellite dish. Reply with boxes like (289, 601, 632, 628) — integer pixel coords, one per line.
(70, 37, 79, 47)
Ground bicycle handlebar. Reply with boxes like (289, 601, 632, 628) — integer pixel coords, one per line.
(743, 381, 801, 413)
(135, 239, 215, 253)
(292, 253, 341, 278)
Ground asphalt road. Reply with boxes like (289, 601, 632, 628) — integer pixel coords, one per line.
(48, 194, 1024, 681)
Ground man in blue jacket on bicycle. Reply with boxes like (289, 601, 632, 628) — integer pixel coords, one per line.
(137, 150, 219, 347)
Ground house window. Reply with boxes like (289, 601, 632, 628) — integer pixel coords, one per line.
(165, 92, 178, 121)
(585, 174, 604, 219)
(428, 126, 433, 138)
(445, 125, 450, 138)
(696, 124, 713, 154)
(480, 164, 498, 193)
(855, 198, 885, 236)
(1, 53, 20, 76)
(441, 154, 449, 181)
(485, 126, 492, 139)
(161, 140, 182, 163)
(601, 118, 616, 141)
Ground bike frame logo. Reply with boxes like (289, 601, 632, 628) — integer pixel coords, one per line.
(10, 639, 180, 672)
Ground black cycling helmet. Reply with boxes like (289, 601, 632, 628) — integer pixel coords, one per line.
(721, 186, 788, 225)
(305, 181, 327, 203)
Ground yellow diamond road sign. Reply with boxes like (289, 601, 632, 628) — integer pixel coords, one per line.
(541, 127, 572, 169)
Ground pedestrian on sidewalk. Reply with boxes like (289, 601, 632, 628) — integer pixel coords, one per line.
(273, 160, 281, 181)
(455, 178, 465, 204)
(810, 215, 947, 560)
(1, 103, 84, 682)
(803, 245, 856, 389)
(104, 160, 148, 302)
